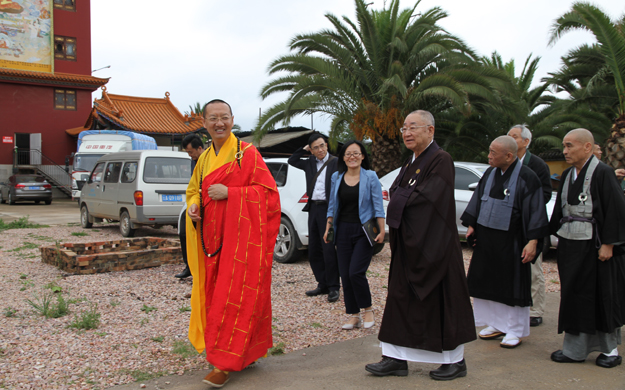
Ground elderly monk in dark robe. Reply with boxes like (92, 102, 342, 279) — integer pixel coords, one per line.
(365, 110, 476, 381)
(186, 100, 280, 388)
(461, 136, 549, 349)
(549, 128, 625, 368)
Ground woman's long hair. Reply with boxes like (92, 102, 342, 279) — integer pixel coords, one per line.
(337, 140, 371, 173)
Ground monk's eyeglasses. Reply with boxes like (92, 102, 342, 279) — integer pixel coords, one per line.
(400, 125, 429, 134)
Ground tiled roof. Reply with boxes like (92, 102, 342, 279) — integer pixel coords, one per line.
(0, 68, 108, 90)
(90, 88, 204, 135)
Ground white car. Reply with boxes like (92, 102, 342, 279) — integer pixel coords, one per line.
(379, 162, 558, 250)
(265, 158, 388, 263)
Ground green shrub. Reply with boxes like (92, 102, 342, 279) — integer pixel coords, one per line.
(3, 307, 17, 317)
(0, 216, 48, 231)
(269, 342, 286, 356)
(26, 291, 69, 318)
(141, 304, 157, 313)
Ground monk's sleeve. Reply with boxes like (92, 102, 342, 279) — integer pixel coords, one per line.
(596, 167, 625, 246)
(461, 169, 489, 228)
(186, 152, 205, 209)
(523, 176, 549, 241)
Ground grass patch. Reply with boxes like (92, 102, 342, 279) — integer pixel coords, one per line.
(550, 279, 560, 284)
(92, 229, 100, 232)
(3, 307, 17, 317)
(68, 297, 87, 304)
(44, 282, 62, 293)
(9, 242, 39, 252)
(269, 342, 286, 356)
(26, 291, 69, 318)
(118, 369, 168, 382)
(178, 306, 191, 312)
(140, 317, 150, 326)
(68, 303, 100, 330)
(171, 340, 199, 358)
(151, 336, 164, 342)
(110, 299, 121, 307)
(141, 304, 157, 313)
(310, 322, 323, 328)
(26, 233, 54, 242)
(0, 216, 48, 231)
(95, 331, 107, 337)
(71, 232, 89, 237)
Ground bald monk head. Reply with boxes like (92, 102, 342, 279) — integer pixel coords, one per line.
(488, 135, 518, 172)
(563, 129, 595, 172)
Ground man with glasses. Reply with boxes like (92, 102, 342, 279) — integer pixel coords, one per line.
(367, 110, 476, 381)
(288, 134, 340, 302)
(185, 100, 280, 387)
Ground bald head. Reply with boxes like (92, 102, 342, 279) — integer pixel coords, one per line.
(488, 136, 518, 171)
(563, 128, 595, 171)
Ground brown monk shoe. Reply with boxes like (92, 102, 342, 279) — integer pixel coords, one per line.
(203, 369, 230, 388)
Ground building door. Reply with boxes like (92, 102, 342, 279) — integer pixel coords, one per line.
(30, 133, 42, 164)
(15, 133, 30, 165)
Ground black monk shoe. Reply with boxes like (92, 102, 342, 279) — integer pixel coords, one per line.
(429, 359, 467, 381)
(365, 356, 408, 376)
(175, 267, 191, 279)
(327, 290, 340, 302)
(550, 350, 585, 363)
(596, 354, 622, 368)
(530, 316, 543, 327)
(305, 287, 329, 297)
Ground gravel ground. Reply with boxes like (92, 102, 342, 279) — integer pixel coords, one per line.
(0, 223, 561, 389)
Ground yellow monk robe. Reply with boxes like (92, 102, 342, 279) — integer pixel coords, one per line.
(186, 133, 280, 372)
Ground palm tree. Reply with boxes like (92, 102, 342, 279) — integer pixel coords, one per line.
(549, 2, 625, 169)
(255, 0, 504, 176)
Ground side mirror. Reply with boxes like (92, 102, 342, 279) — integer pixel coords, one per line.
(468, 183, 478, 191)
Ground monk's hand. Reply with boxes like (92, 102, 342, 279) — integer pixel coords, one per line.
(521, 239, 538, 263)
(598, 244, 614, 262)
(615, 169, 625, 178)
(323, 228, 329, 244)
(187, 203, 201, 222)
(374, 232, 385, 244)
(207, 184, 228, 200)
(466, 226, 476, 247)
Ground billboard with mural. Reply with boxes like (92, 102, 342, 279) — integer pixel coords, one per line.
(0, 0, 53, 73)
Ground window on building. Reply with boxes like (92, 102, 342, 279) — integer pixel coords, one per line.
(54, 36, 76, 60)
(54, 89, 77, 110)
(53, 0, 75, 11)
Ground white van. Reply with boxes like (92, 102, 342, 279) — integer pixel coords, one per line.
(79, 150, 192, 237)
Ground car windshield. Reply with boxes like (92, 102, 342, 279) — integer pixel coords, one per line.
(74, 154, 105, 172)
(15, 175, 45, 183)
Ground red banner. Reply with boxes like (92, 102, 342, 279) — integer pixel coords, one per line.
(2, 136, 13, 144)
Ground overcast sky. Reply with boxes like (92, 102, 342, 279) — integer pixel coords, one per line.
(91, 0, 624, 134)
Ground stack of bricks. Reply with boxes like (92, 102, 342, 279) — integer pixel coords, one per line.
(40, 237, 182, 275)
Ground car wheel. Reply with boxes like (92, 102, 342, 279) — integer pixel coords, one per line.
(120, 210, 136, 237)
(8, 192, 15, 205)
(80, 204, 93, 228)
(372, 242, 385, 256)
(45, 199, 52, 205)
(274, 216, 301, 264)
(0, 192, 5, 204)
(35, 200, 40, 204)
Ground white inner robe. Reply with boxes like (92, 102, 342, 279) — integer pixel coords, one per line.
(474, 298, 530, 338)
(380, 342, 464, 364)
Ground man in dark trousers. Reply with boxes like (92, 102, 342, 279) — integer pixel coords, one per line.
(288, 134, 340, 302)
(507, 124, 552, 327)
(549, 128, 625, 368)
(175, 133, 204, 279)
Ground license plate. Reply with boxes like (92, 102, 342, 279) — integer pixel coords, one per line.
(161, 194, 183, 202)
(28, 186, 43, 190)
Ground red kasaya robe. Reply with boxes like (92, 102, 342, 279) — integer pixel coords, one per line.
(186, 133, 280, 372)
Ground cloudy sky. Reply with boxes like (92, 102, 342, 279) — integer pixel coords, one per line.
(91, 0, 624, 133)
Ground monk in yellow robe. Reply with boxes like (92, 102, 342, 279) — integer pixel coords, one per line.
(186, 100, 280, 388)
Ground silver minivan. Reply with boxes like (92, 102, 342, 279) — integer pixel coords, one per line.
(79, 150, 192, 236)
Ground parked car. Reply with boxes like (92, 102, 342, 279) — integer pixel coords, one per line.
(79, 150, 191, 237)
(265, 158, 387, 264)
(0, 174, 52, 205)
(379, 161, 558, 250)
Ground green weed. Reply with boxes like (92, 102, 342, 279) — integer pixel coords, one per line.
(109, 299, 121, 307)
(118, 369, 167, 382)
(171, 340, 199, 358)
(269, 342, 286, 356)
(141, 304, 157, 313)
(71, 232, 88, 237)
(310, 322, 323, 328)
(26, 291, 69, 318)
(44, 282, 62, 293)
(9, 242, 39, 252)
(3, 307, 17, 317)
(178, 306, 191, 312)
(68, 303, 100, 330)
(151, 336, 164, 342)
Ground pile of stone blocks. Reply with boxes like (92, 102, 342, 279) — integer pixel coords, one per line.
(40, 237, 182, 275)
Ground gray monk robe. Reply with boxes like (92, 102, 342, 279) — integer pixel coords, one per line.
(550, 156, 625, 359)
(378, 143, 476, 356)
